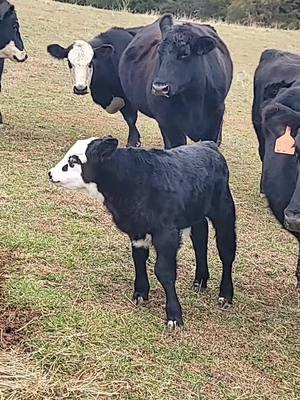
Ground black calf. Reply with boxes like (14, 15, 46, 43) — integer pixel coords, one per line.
(49, 138, 237, 327)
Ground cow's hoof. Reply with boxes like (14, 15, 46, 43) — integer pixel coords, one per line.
(166, 320, 183, 330)
(127, 140, 141, 148)
(218, 297, 232, 309)
(193, 279, 207, 293)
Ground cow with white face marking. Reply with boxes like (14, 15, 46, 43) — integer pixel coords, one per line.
(0, 0, 27, 127)
(47, 27, 142, 147)
(49, 136, 236, 328)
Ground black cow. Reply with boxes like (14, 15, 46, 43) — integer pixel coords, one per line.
(49, 137, 236, 328)
(0, 0, 27, 127)
(253, 49, 300, 288)
(117, 14, 233, 148)
(47, 27, 142, 147)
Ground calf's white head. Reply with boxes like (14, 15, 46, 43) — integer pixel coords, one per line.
(48, 136, 119, 201)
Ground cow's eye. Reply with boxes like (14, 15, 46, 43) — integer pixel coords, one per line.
(68, 155, 80, 168)
(62, 164, 68, 172)
(88, 61, 92, 68)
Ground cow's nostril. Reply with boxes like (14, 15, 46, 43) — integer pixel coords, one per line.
(48, 171, 52, 181)
(152, 82, 170, 96)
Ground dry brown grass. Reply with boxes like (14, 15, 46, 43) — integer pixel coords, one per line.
(0, 0, 299, 398)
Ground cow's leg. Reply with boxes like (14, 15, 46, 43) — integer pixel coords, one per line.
(284, 159, 300, 233)
(191, 219, 209, 292)
(132, 245, 150, 305)
(120, 105, 141, 148)
(216, 118, 223, 147)
(152, 230, 183, 328)
(159, 124, 186, 149)
(210, 191, 236, 306)
(0, 59, 3, 128)
(296, 242, 300, 290)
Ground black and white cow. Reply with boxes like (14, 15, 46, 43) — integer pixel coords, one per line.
(47, 27, 142, 147)
(117, 14, 233, 148)
(253, 49, 300, 288)
(0, 0, 27, 127)
(49, 136, 236, 327)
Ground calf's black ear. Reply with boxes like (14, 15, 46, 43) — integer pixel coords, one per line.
(88, 137, 118, 162)
(94, 44, 114, 59)
(193, 36, 216, 55)
(47, 44, 68, 60)
(159, 14, 174, 38)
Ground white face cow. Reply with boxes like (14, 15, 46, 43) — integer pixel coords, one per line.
(47, 40, 97, 95)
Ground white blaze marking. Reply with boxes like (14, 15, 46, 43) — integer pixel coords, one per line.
(0, 41, 27, 61)
(105, 97, 125, 114)
(68, 40, 94, 89)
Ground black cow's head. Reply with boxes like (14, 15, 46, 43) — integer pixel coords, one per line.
(0, 0, 27, 62)
(47, 40, 113, 95)
(152, 14, 217, 98)
(262, 88, 300, 233)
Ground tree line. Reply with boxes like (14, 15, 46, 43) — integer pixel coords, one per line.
(55, 0, 300, 29)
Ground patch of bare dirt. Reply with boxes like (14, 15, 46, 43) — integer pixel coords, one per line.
(0, 250, 39, 350)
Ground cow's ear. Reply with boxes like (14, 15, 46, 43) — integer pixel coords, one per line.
(3, 4, 15, 19)
(88, 137, 118, 162)
(159, 14, 173, 38)
(94, 44, 114, 59)
(47, 44, 68, 60)
(193, 36, 216, 56)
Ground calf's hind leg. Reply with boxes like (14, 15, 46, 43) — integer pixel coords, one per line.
(191, 219, 209, 292)
(210, 193, 236, 306)
(152, 230, 183, 328)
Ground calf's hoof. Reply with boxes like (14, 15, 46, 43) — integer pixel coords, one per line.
(193, 279, 208, 293)
(132, 292, 148, 306)
(218, 297, 232, 309)
(284, 211, 300, 233)
(167, 319, 183, 330)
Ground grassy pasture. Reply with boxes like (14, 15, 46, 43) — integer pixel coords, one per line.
(0, 0, 300, 398)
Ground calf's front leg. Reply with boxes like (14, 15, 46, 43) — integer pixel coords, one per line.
(152, 230, 183, 329)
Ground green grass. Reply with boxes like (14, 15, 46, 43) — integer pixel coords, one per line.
(0, 0, 300, 398)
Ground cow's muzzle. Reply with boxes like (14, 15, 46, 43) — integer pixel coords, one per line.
(284, 210, 300, 233)
(73, 85, 88, 95)
(13, 53, 28, 63)
(152, 82, 170, 97)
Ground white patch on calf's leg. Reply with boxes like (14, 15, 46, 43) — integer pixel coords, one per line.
(132, 234, 152, 249)
(105, 97, 125, 114)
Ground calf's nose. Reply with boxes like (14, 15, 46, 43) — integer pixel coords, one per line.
(152, 81, 170, 97)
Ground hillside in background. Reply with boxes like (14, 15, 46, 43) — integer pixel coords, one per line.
(55, 0, 300, 29)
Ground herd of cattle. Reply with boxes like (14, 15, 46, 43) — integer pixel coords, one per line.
(1, 0, 300, 328)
